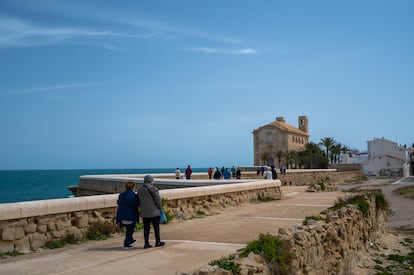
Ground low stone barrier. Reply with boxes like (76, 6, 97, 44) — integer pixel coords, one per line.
(278, 170, 362, 186)
(193, 194, 387, 275)
(0, 180, 281, 253)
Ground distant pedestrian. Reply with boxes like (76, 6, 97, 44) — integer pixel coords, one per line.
(231, 166, 236, 178)
(223, 168, 231, 179)
(116, 181, 139, 249)
(260, 166, 265, 176)
(137, 175, 165, 249)
(213, 167, 221, 180)
(256, 166, 260, 175)
(175, 168, 181, 179)
(208, 167, 213, 180)
(236, 168, 241, 179)
(271, 165, 278, 180)
(185, 165, 192, 180)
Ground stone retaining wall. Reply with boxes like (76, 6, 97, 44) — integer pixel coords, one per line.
(194, 194, 386, 275)
(279, 195, 386, 274)
(0, 181, 281, 253)
(277, 170, 362, 186)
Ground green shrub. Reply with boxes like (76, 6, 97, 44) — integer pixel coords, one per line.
(258, 196, 277, 202)
(331, 194, 370, 214)
(86, 221, 114, 241)
(373, 192, 388, 211)
(303, 215, 325, 225)
(45, 239, 65, 249)
(317, 182, 326, 191)
(240, 233, 292, 274)
(0, 250, 23, 258)
(209, 255, 241, 274)
(196, 210, 205, 216)
(387, 254, 406, 263)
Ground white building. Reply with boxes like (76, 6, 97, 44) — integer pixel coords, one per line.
(362, 137, 410, 177)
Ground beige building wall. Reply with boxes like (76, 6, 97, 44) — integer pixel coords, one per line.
(253, 116, 309, 166)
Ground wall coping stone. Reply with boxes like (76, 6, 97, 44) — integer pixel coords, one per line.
(0, 180, 280, 221)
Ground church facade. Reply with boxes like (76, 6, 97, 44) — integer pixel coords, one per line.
(252, 116, 309, 166)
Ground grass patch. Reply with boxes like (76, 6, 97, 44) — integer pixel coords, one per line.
(258, 196, 278, 202)
(44, 239, 66, 249)
(303, 215, 326, 225)
(331, 194, 370, 214)
(209, 255, 241, 274)
(330, 191, 389, 215)
(0, 250, 23, 258)
(240, 233, 292, 274)
(86, 221, 114, 241)
(196, 210, 205, 216)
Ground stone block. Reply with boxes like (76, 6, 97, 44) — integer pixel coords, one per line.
(55, 220, 65, 231)
(0, 203, 22, 221)
(47, 221, 56, 231)
(14, 236, 31, 253)
(24, 223, 37, 234)
(29, 233, 47, 250)
(66, 226, 83, 240)
(76, 214, 89, 228)
(2, 226, 25, 241)
(37, 224, 47, 233)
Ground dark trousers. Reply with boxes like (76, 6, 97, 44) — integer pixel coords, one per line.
(143, 216, 161, 245)
(124, 222, 135, 247)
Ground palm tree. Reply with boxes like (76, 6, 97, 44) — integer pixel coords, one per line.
(331, 143, 342, 164)
(319, 137, 336, 164)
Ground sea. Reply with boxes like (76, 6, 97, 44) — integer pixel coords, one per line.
(0, 168, 207, 204)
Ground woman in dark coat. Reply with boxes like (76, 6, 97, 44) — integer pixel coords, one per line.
(116, 181, 139, 249)
(137, 175, 165, 249)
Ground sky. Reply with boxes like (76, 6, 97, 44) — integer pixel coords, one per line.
(0, 0, 413, 170)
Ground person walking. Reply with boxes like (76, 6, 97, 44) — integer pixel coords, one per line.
(116, 181, 139, 249)
(185, 165, 192, 180)
(175, 168, 181, 179)
(236, 168, 241, 179)
(208, 167, 213, 180)
(137, 175, 165, 249)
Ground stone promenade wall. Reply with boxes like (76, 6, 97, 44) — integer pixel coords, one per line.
(0, 181, 281, 253)
(277, 170, 362, 186)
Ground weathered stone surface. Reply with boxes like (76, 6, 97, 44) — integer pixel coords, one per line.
(2, 226, 25, 241)
(29, 233, 48, 250)
(24, 223, 37, 234)
(14, 236, 31, 252)
(0, 240, 14, 253)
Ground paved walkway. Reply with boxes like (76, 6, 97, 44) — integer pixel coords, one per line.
(0, 186, 344, 275)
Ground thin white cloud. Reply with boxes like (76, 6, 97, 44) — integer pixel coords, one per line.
(188, 47, 257, 55)
(12, 82, 106, 94)
(0, 16, 138, 48)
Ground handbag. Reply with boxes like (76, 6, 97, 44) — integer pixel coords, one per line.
(160, 209, 168, 224)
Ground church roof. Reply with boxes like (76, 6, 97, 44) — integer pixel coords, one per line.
(254, 120, 309, 136)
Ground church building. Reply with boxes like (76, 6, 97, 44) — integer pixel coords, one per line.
(252, 116, 309, 166)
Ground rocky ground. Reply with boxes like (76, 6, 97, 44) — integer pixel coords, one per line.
(338, 176, 414, 275)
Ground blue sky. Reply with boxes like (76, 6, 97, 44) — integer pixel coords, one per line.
(0, 0, 413, 170)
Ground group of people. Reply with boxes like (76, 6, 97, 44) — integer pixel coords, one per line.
(208, 166, 241, 180)
(258, 165, 285, 180)
(115, 175, 165, 250)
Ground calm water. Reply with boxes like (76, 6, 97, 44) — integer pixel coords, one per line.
(0, 168, 207, 204)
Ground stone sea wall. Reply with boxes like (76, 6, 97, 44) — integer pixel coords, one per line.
(0, 181, 281, 253)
